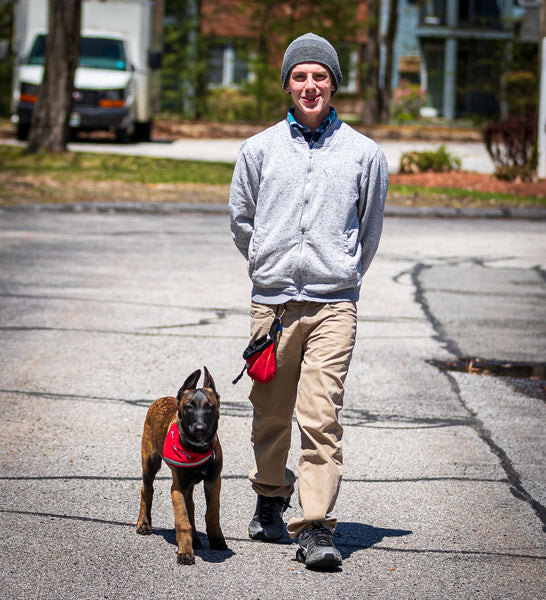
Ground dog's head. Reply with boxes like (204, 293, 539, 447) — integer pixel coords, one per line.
(176, 367, 220, 450)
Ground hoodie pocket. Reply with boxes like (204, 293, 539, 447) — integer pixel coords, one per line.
(344, 227, 359, 258)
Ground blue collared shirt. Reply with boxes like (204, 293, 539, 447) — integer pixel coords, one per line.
(288, 106, 337, 148)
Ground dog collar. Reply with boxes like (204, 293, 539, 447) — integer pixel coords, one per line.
(163, 422, 215, 468)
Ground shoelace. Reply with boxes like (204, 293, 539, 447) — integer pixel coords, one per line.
(305, 524, 340, 547)
(309, 527, 333, 547)
(258, 497, 287, 524)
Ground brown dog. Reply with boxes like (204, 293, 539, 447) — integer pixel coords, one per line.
(136, 367, 227, 564)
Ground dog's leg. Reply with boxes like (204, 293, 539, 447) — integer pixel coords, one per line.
(171, 479, 195, 565)
(136, 431, 162, 535)
(182, 485, 201, 549)
(204, 477, 227, 550)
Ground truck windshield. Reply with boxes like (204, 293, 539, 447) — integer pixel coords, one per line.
(28, 35, 127, 70)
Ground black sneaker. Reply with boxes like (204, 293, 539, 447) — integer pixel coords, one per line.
(248, 495, 290, 541)
(296, 523, 342, 568)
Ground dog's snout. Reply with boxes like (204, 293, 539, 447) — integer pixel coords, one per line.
(194, 415, 207, 431)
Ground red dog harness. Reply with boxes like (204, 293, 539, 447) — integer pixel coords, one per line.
(163, 422, 215, 468)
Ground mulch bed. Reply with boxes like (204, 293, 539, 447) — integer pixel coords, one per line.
(389, 171, 546, 199)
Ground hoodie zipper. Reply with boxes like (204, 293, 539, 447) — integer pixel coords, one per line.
(295, 145, 314, 299)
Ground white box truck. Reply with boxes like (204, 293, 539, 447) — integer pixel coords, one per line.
(11, 0, 163, 142)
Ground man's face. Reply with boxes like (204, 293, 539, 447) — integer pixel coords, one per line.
(285, 62, 335, 130)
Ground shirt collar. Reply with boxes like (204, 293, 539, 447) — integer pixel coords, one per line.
(288, 106, 337, 141)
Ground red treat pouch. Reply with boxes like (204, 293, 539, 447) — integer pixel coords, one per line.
(233, 316, 282, 384)
(245, 338, 276, 383)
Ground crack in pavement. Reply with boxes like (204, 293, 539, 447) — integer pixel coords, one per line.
(0, 388, 478, 429)
(410, 261, 546, 532)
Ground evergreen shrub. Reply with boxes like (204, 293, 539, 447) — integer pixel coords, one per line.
(399, 146, 462, 174)
(204, 87, 255, 122)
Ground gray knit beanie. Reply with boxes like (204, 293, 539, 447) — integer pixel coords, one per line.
(281, 33, 342, 92)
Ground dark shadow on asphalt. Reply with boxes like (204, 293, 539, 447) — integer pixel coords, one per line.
(154, 522, 412, 561)
(154, 527, 235, 563)
(336, 522, 412, 559)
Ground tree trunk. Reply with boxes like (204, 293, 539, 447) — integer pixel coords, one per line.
(27, 0, 81, 153)
(381, 0, 398, 123)
(360, 0, 380, 124)
(193, 0, 207, 120)
(254, 0, 276, 121)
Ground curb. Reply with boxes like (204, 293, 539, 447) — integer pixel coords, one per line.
(383, 205, 546, 220)
(2, 202, 546, 220)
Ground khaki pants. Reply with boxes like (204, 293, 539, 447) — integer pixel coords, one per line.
(248, 300, 357, 539)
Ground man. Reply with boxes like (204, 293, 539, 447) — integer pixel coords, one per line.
(229, 33, 388, 569)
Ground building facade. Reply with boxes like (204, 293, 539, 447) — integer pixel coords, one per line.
(388, 0, 540, 120)
(190, 0, 539, 121)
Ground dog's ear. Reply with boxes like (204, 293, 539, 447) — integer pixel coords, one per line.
(203, 366, 217, 396)
(177, 369, 201, 400)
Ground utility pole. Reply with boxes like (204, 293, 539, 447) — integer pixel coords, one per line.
(538, 1, 546, 179)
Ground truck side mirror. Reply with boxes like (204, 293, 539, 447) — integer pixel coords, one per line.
(148, 49, 162, 70)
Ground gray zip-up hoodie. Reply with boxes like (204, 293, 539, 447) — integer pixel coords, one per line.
(229, 115, 389, 304)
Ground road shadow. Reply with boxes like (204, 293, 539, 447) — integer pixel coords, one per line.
(153, 527, 235, 563)
(336, 521, 412, 559)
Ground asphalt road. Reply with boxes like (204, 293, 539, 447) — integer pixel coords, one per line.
(0, 207, 544, 599)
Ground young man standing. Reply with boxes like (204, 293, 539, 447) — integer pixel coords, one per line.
(229, 33, 389, 568)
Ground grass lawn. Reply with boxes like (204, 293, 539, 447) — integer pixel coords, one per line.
(1, 144, 544, 208)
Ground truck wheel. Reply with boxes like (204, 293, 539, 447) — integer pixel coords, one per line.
(133, 120, 152, 142)
(115, 127, 131, 144)
(16, 123, 30, 141)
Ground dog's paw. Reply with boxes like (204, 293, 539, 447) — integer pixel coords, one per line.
(177, 552, 195, 565)
(136, 522, 152, 535)
(209, 536, 228, 551)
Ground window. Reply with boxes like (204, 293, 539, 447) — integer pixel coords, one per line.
(27, 34, 46, 65)
(420, 0, 447, 26)
(28, 34, 127, 70)
(459, 0, 502, 28)
(79, 37, 127, 71)
(336, 44, 358, 93)
(207, 41, 252, 87)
